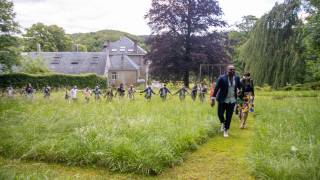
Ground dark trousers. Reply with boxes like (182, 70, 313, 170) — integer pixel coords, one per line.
(218, 102, 236, 130)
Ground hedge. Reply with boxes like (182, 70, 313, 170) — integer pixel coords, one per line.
(0, 73, 107, 90)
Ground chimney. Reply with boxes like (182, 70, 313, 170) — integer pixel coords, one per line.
(36, 43, 41, 53)
(102, 40, 111, 52)
(133, 40, 138, 54)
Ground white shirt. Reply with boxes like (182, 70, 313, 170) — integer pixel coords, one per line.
(70, 88, 78, 99)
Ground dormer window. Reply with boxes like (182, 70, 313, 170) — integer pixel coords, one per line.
(127, 49, 134, 52)
(71, 62, 79, 65)
(111, 49, 117, 52)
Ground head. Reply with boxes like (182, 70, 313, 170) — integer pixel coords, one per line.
(243, 96, 249, 102)
(226, 65, 236, 76)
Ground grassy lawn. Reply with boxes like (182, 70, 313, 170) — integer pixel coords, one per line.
(249, 91, 320, 179)
(1, 90, 319, 179)
(0, 92, 218, 176)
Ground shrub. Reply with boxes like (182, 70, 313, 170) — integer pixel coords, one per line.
(0, 73, 107, 90)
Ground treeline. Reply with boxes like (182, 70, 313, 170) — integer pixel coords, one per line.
(0, 73, 107, 90)
(230, 0, 320, 88)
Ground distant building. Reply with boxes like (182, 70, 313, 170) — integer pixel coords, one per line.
(26, 37, 149, 86)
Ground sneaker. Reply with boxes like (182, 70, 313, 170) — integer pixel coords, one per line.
(223, 130, 229, 137)
(220, 123, 225, 132)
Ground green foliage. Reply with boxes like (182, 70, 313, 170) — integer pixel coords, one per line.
(71, 29, 145, 52)
(240, 0, 305, 88)
(0, 0, 21, 72)
(19, 56, 50, 74)
(0, 93, 217, 175)
(23, 23, 72, 52)
(0, 73, 107, 90)
(250, 93, 320, 179)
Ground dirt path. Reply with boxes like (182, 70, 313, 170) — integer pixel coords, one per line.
(0, 117, 254, 179)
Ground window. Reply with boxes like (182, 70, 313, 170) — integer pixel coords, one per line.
(111, 72, 117, 80)
(71, 62, 79, 65)
(127, 49, 134, 52)
(111, 49, 117, 52)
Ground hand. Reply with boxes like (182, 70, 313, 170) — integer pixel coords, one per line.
(210, 99, 215, 107)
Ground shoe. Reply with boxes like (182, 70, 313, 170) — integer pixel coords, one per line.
(223, 130, 229, 137)
(220, 123, 225, 132)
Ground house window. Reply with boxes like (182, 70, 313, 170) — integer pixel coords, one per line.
(71, 62, 79, 65)
(111, 49, 117, 52)
(111, 72, 117, 80)
(127, 49, 134, 52)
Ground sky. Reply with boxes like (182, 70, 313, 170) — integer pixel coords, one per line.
(12, 0, 283, 35)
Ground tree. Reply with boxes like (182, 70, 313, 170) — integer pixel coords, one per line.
(239, 0, 305, 88)
(235, 15, 258, 35)
(19, 56, 50, 74)
(23, 23, 72, 52)
(302, 0, 320, 82)
(146, 0, 227, 86)
(0, 0, 21, 72)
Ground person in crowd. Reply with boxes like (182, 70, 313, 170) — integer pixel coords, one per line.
(175, 85, 189, 101)
(93, 85, 101, 100)
(43, 85, 51, 99)
(83, 87, 92, 103)
(127, 85, 136, 100)
(159, 84, 171, 101)
(115, 83, 125, 98)
(199, 82, 208, 103)
(104, 86, 114, 102)
(211, 65, 242, 138)
(241, 72, 255, 112)
(25, 83, 34, 99)
(70, 86, 79, 102)
(7, 85, 14, 98)
(140, 85, 156, 101)
(191, 84, 198, 101)
(65, 88, 71, 103)
(239, 95, 250, 129)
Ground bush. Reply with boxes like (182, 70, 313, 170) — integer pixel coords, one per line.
(0, 73, 107, 90)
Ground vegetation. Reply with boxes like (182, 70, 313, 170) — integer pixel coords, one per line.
(239, 0, 304, 88)
(0, 73, 107, 90)
(71, 29, 146, 52)
(23, 23, 72, 52)
(146, 0, 229, 86)
(0, 0, 21, 72)
(250, 91, 320, 179)
(0, 93, 217, 175)
(19, 56, 50, 74)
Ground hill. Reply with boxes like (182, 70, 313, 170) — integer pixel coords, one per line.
(70, 29, 148, 52)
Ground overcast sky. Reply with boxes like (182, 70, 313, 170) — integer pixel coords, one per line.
(12, 0, 283, 35)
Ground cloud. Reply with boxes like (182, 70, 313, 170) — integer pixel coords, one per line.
(12, 0, 283, 35)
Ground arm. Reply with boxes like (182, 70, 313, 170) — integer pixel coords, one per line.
(212, 77, 222, 98)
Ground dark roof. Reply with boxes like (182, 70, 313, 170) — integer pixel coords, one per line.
(109, 54, 139, 71)
(26, 52, 108, 75)
(105, 36, 147, 55)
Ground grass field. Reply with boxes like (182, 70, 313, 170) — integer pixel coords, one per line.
(250, 90, 320, 179)
(0, 90, 319, 179)
(0, 92, 218, 175)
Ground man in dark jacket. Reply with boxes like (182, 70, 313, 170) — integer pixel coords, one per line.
(211, 65, 242, 137)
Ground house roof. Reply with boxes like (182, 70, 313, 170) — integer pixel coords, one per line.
(109, 54, 139, 71)
(105, 36, 147, 55)
(26, 52, 108, 75)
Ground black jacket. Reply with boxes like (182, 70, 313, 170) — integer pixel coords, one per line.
(212, 74, 242, 103)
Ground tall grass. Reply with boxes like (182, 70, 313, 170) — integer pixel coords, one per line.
(0, 92, 218, 175)
(250, 92, 320, 179)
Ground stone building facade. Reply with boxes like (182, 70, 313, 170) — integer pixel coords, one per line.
(26, 37, 148, 86)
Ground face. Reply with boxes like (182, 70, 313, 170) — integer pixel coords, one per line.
(227, 65, 236, 76)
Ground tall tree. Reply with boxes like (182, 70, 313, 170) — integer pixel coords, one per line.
(240, 0, 305, 88)
(23, 23, 72, 52)
(0, 0, 20, 72)
(146, 0, 227, 86)
(302, 0, 320, 82)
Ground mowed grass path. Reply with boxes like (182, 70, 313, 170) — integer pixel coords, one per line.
(0, 110, 254, 179)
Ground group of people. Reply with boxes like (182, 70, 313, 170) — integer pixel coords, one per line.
(3, 64, 254, 139)
(210, 65, 254, 138)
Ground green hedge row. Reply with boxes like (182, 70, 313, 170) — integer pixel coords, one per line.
(0, 73, 107, 90)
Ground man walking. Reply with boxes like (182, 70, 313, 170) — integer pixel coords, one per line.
(211, 65, 242, 137)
